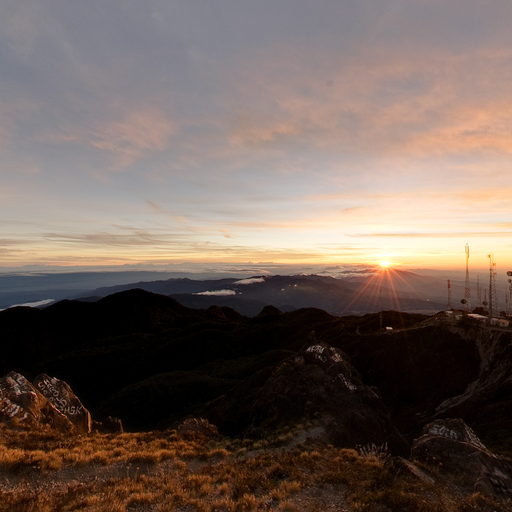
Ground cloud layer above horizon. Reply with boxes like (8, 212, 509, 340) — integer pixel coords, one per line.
(1, 0, 512, 269)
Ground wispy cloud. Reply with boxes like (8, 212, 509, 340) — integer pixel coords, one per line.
(233, 277, 265, 285)
(195, 289, 236, 296)
(353, 232, 512, 238)
(0, 238, 34, 248)
(223, 46, 512, 160)
(2, 2, 512, 269)
(43, 230, 188, 247)
(228, 115, 298, 146)
(90, 109, 176, 167)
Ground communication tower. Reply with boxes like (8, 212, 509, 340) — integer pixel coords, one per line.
(507, 271, 512, 316)
(488, 253, 497, 319)
(462, 243, 471, 311)
(447, 279, 452, 309)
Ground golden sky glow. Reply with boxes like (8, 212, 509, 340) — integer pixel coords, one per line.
(1, 1, 512, 271)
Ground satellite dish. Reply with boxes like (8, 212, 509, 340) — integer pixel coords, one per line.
(507, 271, 512, 276)
(460, 299, 467, 304)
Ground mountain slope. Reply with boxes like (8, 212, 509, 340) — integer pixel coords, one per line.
(0, 288, 497, 453)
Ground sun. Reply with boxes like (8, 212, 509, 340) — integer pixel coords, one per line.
(379, 260, 392, 269)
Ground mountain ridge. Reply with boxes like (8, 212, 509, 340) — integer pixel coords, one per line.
(77, 272, 446, 316)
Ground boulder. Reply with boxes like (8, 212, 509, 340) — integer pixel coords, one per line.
(33, 373, 92, 433)
(0, 371, 73, 432)
(177, 417, 219, 441)
(412, 418, 512, 498)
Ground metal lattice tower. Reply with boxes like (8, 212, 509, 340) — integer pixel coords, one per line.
(463, 243, 471, 311)
(447, 279, 452, 309)
(507, 271, 512, 316)
(488, 253, 497, 319)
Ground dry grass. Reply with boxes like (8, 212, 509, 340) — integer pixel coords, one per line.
(0, 426, 208, 470)
(0, 425, 509, 512)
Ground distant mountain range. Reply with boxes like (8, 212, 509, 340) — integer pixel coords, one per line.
(80, 270, 447, 315)
(0, 271, 180, 310)
(4, 266, 498, 314)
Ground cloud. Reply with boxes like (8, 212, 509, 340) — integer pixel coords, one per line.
(233, 277, 265, 285)
(146, 200, 166, 213)
(1, 299, 55, 311)
(229, 115, 298, 146)
(0, 239, 30, 246)
(353, 232, 512, 238)
(454, 188, 512, 206)
(43, 230, 188, 247)
(1, 1, 45, 58)
(90, 109, 176, 167)
(194, 289, 236, 296)
(2, 2, 512, 270)
(223, 46, 512, 160)
(219, 229, 233, 239)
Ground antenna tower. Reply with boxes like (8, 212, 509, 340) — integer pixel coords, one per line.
(476, 274, 482, 305)
(447, 279, 452, 309)
(488, 253, 497, 319)
(463, 243, 471, 311)
(507, 271, 512, 316)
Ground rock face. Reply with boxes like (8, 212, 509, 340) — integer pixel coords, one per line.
(33, 373, 92, 433)
(0, 372, 73, 432)
(207, 343, 407, 453)
(412, 418, 512, 498)
(0, 371, 92, 433)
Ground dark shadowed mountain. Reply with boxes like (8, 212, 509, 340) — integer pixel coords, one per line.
(1, 288, 510, 460)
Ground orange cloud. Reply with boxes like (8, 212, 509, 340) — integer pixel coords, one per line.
(224, 46, 512, 158)
(228, 115, 298, 146)
(91, 109, 175, 167)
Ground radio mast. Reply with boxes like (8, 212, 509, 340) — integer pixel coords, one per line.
(463, 243, 471, 311)
(507, 271, 512, 316)
(488, 253, 497, 319)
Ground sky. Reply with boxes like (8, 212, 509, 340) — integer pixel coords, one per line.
(1, 0, 512, 271)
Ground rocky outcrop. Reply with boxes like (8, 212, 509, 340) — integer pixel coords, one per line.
(0, 371, 93, 433)
(177, 417, 218, 441)
(412, 419, 512, 498)
(33, 374, 92, 433)
(0, 372, 74, 432)
(207, 343, 407, 453)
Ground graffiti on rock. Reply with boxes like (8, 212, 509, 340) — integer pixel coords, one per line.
(36, 378, 83, 417)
